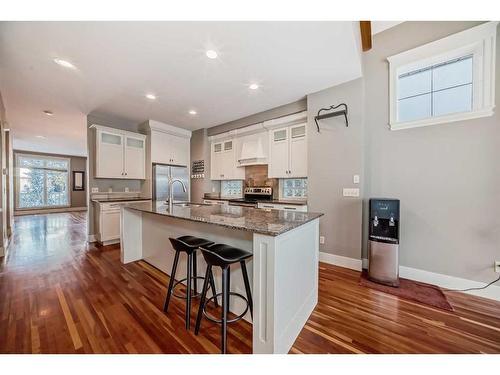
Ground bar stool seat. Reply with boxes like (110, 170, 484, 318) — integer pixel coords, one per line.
(199, 243, 253, 265)
(176, 235, 215, 249)
(195, 243, 253, 354)
(163, 235, 218, 330)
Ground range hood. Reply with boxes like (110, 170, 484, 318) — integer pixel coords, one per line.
(237, 133, 268, 167)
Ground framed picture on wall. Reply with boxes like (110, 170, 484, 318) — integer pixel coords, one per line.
(72, 171, 85, 191)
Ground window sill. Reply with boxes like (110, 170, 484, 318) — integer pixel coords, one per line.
(390, 107, 495, 131)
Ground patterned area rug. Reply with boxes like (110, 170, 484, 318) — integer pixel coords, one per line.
(359, 271, 454, 311)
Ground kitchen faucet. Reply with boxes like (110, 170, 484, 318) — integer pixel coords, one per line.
(167, 177, 187, 210)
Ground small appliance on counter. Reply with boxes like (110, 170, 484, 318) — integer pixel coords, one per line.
(368, 198, 400, 287)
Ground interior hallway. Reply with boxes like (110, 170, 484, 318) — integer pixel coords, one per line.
(0, 212, 499, 353)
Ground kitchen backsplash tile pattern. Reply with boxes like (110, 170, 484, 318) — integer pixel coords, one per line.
(244, 165, 279, 198)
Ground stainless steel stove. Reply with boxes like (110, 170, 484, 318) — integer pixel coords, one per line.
(228, 187, 273, 208)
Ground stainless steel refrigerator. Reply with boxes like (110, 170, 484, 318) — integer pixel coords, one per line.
(152, 164, 190, 203)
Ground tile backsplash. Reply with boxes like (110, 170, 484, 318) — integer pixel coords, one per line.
(245, 165, 279, 198)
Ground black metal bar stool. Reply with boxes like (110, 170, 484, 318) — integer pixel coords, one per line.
(163, 236, 218, 329)
(194, 243, 253, 354)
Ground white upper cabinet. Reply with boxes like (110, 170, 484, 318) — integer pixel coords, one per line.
(150, 130, 190, 166)
(142, 120, 191, 167)
(288, 124, 307, 177)
(268, 123, 307, 178)
(93, 125, 146, 179)
(97, 130, 125, 178)
(210, 139, 245, 180)
(124, 134, 146, 179)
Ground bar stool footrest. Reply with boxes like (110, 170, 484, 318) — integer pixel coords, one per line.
(172, 276, 207, 299)
(203, 292, 249, 324)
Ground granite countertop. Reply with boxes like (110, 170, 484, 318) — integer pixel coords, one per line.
(92, 197, 152, 203)
(124, 201, 322, 236)
(203, 196, 308, 206)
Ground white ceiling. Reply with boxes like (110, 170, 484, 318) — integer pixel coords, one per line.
(0, 21, 366, 156)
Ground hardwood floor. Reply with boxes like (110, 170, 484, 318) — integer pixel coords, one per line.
(0, 212, 499, 354)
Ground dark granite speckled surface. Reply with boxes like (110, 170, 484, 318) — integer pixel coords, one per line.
(124, 201, 323, 236)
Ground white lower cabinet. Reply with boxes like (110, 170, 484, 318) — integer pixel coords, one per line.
(101, 209, 121, 242)
(257, 202, 308, 212)
(95, 200, 150, 244)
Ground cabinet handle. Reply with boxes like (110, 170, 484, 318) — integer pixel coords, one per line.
(284, 207, 297, 210)
(262, 205, 273, 208)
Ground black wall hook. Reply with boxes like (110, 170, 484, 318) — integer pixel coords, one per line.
(314, 103, 348, 132)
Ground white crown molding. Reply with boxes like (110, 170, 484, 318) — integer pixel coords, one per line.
(140, 119, 192, 139)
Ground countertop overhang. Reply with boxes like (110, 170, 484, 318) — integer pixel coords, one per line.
(123, 201, 323, 236)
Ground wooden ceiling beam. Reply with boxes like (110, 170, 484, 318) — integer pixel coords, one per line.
(360, 21, 372, 52)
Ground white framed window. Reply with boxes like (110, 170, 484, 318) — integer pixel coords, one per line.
(15, 154, 71, 210)
(280, 178, 308, 199)
(388, 22, 498, 130)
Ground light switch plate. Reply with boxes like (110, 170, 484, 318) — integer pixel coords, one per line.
(343, 188, 360, 197)
(125, 187, 130, 192)
(319, 236, 325, 245)
(353, 175, 360, 184)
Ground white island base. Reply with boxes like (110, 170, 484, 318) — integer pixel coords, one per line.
(121, 207, 319, 354)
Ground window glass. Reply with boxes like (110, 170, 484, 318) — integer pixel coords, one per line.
(397, 55, 473, 123)
(221, 180, 243, 197)
(127, 138, 144, 148)
(16, 155, 70, 209)
(432, 56, 473, 91)
(398, 94, 432, 123)
(398, 69, 432, 99)
(281, 178, 307, 199)
(101, 132, 122, 145)
(433, 84, 472, 117)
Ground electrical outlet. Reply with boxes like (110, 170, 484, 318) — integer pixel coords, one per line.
(343, 188, 360, 197)
(495, 261, 500, 273)
(91, 187, 99, 193)
(319, 236, 325, 244)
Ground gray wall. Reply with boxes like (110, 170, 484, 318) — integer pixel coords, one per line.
(307, 21, 499, 283)
(190, 128, 219, 202)
(86, 112, 145, 237)
(363, 21, 499, 283)
(307, 79, 364, 260)
(13, 149, 88, 210)
(208, 98, 307, 136)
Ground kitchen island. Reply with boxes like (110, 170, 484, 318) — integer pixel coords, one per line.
(120, 201, 323, 354)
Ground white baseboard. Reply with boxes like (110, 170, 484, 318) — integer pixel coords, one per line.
(15, 207, 88, 216)
(319, 252, 362, 271)
(88, 234, 97, 243)
(362, 258, 500, 301)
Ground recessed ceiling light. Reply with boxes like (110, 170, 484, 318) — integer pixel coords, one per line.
(43, 110, 53, 116)
(189, 110, 197, 115)
(249, 83, 259, 90)
(145, 94, 157, 100)
(35, 135, 46, 139)
(206, 50, 218, 59)
(53, 58, 76, 69)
